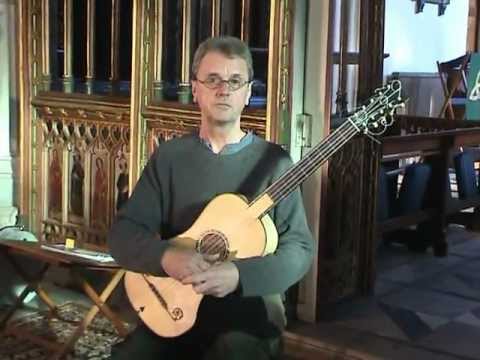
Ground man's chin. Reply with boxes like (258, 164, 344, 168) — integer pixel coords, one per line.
(208, 117, 236, 127)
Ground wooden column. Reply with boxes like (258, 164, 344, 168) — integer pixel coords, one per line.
(358, 0, 385, 102)
(85, 0, 96, 94)
(41, 0, 51, 90)
(153, 0, 164, 100)
(177, 0, 192, 103)
(240, 0, 251, 43)
(357, 0, 385, 293)
(211, 0, 220, 36)
(467, 0, 479, 52)
(110, 0, 120, 86)
(335, 0, 351, 116)
(63, 0, 73, 92)
(318, 0, 386, 318)
(266, 0, 289, 143)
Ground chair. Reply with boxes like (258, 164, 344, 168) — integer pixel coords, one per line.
(437, 53, 471, 119)
(453, 151, 478, 199)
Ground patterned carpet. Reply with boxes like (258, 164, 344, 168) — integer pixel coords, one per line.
(0, 302, 128, 360)
(0, 302, 363, 360)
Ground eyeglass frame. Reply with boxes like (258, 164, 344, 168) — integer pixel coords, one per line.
(195, 74, 253, 92)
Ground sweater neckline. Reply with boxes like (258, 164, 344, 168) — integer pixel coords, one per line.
(197, 131, 255, 155)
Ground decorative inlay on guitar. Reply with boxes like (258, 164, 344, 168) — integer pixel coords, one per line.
(124, 80, 404, 337)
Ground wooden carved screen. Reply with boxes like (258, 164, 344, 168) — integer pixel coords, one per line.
(33, 97, 130, 249)
(131, 0, 291, 173)
(19, 0, 293, 250)
(20, 0, 133, 250)
(316, 0, 386, 311)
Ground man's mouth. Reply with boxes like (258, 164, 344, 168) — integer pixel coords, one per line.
(215, 103, 231, 109)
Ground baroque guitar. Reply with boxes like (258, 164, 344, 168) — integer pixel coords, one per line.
(124, 80, 404, 337)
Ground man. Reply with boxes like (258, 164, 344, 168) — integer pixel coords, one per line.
(108, 36, 314, 360)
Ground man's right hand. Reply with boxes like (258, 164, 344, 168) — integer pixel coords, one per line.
(160, 246, 218, 281)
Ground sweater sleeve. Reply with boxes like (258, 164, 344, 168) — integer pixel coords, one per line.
(107, 149, 169, 275)
(234, 155, 315, 297)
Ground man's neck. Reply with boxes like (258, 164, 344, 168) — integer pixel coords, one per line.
(199, 125, 246, 154)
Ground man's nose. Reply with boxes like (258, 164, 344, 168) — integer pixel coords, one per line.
(216, 81, 231, 95)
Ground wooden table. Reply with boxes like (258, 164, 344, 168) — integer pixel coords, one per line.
(0, 239, 127, 359)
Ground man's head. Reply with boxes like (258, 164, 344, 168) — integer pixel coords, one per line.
(191, 36, 253, 129)
(192, 36, 253, 81)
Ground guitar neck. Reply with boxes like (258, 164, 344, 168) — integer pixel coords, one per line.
(248, 120, 359, 217)
(246, 80, 403, 218)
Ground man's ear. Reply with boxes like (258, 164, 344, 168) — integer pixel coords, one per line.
(245, 81, 253, 106)
(191, 80, 197, 103)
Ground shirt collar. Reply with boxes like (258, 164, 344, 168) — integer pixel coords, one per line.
(198, 131, 254, 155)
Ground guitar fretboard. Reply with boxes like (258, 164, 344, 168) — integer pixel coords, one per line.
(261, 120, 357, 207)
(247, 79, 403, 214)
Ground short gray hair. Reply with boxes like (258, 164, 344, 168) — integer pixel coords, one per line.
(191, 36, 253, 81)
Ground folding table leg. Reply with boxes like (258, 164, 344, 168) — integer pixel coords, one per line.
(4, 253, 58, 312)
(75, 269, 128, 336)
(0, 257, 53, 328)
(53, 269, 127, 360)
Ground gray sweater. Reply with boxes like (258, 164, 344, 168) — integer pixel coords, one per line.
(107, 133, 314, 331)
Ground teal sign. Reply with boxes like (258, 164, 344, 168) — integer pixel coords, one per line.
(466, 53, 480, 121)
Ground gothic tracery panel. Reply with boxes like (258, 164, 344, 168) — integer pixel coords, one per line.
(35, 101, 130, 248)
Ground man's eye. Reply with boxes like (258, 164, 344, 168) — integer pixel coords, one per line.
(206, 77, 220, 85)
(229, 78, 242, 86)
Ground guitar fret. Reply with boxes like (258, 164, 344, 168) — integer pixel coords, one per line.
(265, 121, 358, 205)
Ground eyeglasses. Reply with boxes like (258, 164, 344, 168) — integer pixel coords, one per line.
(197, 75, 251, 91)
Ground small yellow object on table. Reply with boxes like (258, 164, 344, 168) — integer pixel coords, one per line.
(65, 238, 75, 249)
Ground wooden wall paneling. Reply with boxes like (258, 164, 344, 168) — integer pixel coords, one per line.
(19, 0, 292, 247)
(317, 0, 386, 314)
(300, 0, 335, 323)
(129, 0, 147, 183)
(467, 0, 479, 52)
(137, 0, 287, 167)
(356, 0, 386, 294)
(142, 104, 267, 156)
(319, 138, 366, 305)
(266, 0, 291, 144)
(33, 95, 130, 248)
(29, 0, 44, 234)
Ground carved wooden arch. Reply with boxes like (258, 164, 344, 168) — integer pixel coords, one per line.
(34, 100, 130, 249)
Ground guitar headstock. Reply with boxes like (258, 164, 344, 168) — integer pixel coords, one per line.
(349, 80, 405, 138)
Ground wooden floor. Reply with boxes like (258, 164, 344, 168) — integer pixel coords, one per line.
(283, 331, 370, 360)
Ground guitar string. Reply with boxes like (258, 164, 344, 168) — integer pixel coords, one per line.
(200, 236, 226, 257)
(267, 89, 400, 203)
(265, 87, 389, 191)
(201, 117, 360, 254)
(268, 119, 355, 195)
(271, 122, 358, 200)
(199, 89, 400, 257)
(168, 88, 400, 259)
(140, 88, 401, 307)
(197, 123, 358, 258)
(272, 87, 398, 191)
(269, 124, 358, 203)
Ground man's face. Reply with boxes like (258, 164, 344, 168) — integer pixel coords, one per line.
(192, 51, 252, 127)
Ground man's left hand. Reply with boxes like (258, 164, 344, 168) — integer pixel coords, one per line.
(181, 261, 240, 298)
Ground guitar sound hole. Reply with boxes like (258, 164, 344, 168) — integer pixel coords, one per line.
(197, 230, 229, 261)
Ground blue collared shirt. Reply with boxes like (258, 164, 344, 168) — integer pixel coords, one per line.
(198, 131, 254, 155)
